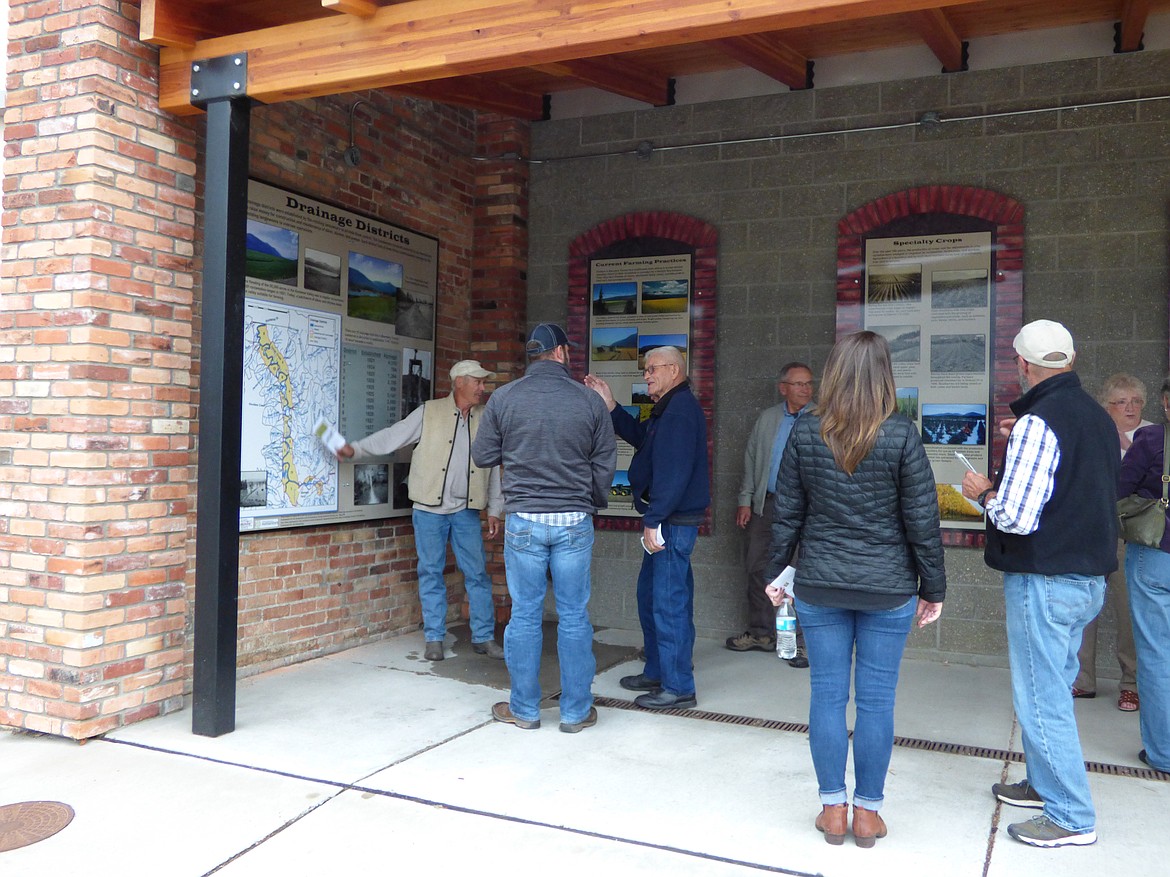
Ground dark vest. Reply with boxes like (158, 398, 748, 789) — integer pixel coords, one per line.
(984, 371, 1119, 576)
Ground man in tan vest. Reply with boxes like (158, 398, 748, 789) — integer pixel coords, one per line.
(338, 360, 503, 662)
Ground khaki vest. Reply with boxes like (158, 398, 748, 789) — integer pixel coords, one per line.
(407, 394, 490, 510)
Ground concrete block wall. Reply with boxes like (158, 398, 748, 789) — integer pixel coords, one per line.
(528, 50, 1170, 671)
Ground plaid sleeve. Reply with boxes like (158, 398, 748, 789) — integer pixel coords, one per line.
(985, 413, 1060, 535)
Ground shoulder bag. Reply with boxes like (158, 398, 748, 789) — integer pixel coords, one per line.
(1117, 427, 1170, 548)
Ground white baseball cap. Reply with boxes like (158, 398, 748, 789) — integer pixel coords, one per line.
(449, 360, 492, 380)
(1013, 319, 1075, 368)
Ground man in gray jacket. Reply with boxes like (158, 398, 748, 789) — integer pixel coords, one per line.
(727, 362, 815, 667)
(472, 323, 616, 733)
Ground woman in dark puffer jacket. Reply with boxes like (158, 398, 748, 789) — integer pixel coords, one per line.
(766, 331, 946, 848)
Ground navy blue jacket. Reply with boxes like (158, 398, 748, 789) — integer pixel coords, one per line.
(611, 380, 710, 528)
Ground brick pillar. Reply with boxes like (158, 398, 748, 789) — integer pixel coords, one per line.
(0, 1, 196, 738)
(472, 113, 530, 626)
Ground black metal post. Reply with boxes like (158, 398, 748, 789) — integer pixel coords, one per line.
(192, 91, 250, 737)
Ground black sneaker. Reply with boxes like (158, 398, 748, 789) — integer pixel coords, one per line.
(786, 644, 809, 669)
(1007, 815, 1096, 848)
(619, 673, 662, 692)
(992, 779, 1044, 809)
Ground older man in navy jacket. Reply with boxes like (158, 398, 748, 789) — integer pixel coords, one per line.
(586, 346, 710, 710)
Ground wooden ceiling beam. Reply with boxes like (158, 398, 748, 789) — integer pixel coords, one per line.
(1118, 0, 1152, 53)
(391, 78, 545, 119)
(910, 8, 964, 72)
(711, 34, 810, 90)
(322, 0, 379, 17)
(154, 0, 977, 114)
(531, 57, 672, 106)
(141, 0, 209, 48)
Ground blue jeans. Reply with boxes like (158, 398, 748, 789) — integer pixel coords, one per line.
(412, 508, 495, 644)
(1126, 545, 1170, 770)
(1003, 571, 1105, 833)
(502, 515, 596, 724)
(636, 522, 698, 696)
(796, 596, 916, 809)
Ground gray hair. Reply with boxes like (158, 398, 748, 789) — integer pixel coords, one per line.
(779, 361, 812, 382)
(645, 345, 686, 373)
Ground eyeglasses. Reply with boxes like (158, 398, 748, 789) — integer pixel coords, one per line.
(643, 364, 673, 376)
(782, 381, 815, 389)
(1107, 398, 1144, 408)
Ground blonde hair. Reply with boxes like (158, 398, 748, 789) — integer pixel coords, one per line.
(1098, 373, 1146, 406)
(817, 331, 896, 475)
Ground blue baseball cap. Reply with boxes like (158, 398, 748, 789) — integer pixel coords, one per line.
(525, 322, 572, 356)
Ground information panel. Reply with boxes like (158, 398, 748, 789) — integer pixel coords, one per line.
(239, 179, 438, 531)
(586, 254, 693, 519)
(864, 232, 993, 531)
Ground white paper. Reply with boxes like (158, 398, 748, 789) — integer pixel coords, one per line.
(767, 565, 797, 599)
(639, 524, 664, 555)
(313, 416, 347, 454)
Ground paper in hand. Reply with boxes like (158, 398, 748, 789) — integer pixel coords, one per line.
(639, 524, 664, 555)
(313, 417, 347, 454)
(767, 565, 797, 599)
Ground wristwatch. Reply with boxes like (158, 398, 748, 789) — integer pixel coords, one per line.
(977, 487, 995, 508)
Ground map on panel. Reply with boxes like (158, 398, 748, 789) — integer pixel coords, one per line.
(240, 299, 342, 519)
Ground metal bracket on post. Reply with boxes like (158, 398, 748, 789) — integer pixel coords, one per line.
(191, 53, 249, 106)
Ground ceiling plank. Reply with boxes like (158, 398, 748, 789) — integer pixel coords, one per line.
(910, 8, 964, 72)
(391, 78, 545, 119)
(155, 0, 977, 114)
(711, 34, 809, 90)
(322, 0, 379, 17)
(141, 0, 204, 48)
(531, 57, 672, 105)
(1118, 0, 1152, 53)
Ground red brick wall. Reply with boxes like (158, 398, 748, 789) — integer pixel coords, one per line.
(1, 2, 532, 738)
(215, 93, 485, 675)
(471, 114, 531, 617)
(1, 0, 197, 737)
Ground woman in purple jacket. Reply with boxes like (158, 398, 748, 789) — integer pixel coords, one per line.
(1117, 373, 1170, 772)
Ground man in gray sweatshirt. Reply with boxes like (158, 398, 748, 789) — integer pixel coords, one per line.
(472, 323, 616, 733)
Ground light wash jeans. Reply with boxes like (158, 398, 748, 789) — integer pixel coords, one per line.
(795, 595, 916, 809)
(1003, 571, 1105, 833)
(1126, 544, 1170, 770)
(411, 508, 495, 644)
(502, 515, 596, 725)
(636, 522, 698, 697)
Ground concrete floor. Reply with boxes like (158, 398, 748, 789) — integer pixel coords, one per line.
(3, 627, 1168, 876)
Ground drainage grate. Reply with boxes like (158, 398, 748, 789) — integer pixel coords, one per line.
(594, 696, 1170, 782)
(0, 801, 75, 853)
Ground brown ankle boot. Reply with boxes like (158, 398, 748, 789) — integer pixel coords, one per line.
(815, 804, 848, 845)
(852, 805, 887, 848)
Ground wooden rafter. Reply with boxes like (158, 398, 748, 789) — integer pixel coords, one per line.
(711, 34, 809, 90)
(154, 0, 976, 114)
(910, 8, 964, 72)
(142, 0, 271, 49)
(322, 0, 379, 17)
(531, 57, 672, 106)
(1118, 0, 1152, 53)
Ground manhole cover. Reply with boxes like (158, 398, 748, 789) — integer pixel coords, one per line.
(0, 801, 75, 853)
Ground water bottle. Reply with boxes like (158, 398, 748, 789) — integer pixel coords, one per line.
(775, 601, 797, 660)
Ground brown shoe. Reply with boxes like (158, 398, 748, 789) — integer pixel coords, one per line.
(815, 804, 848, 845)
(852, 806, 887, 848)
(1119, 689, 1140, 712)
